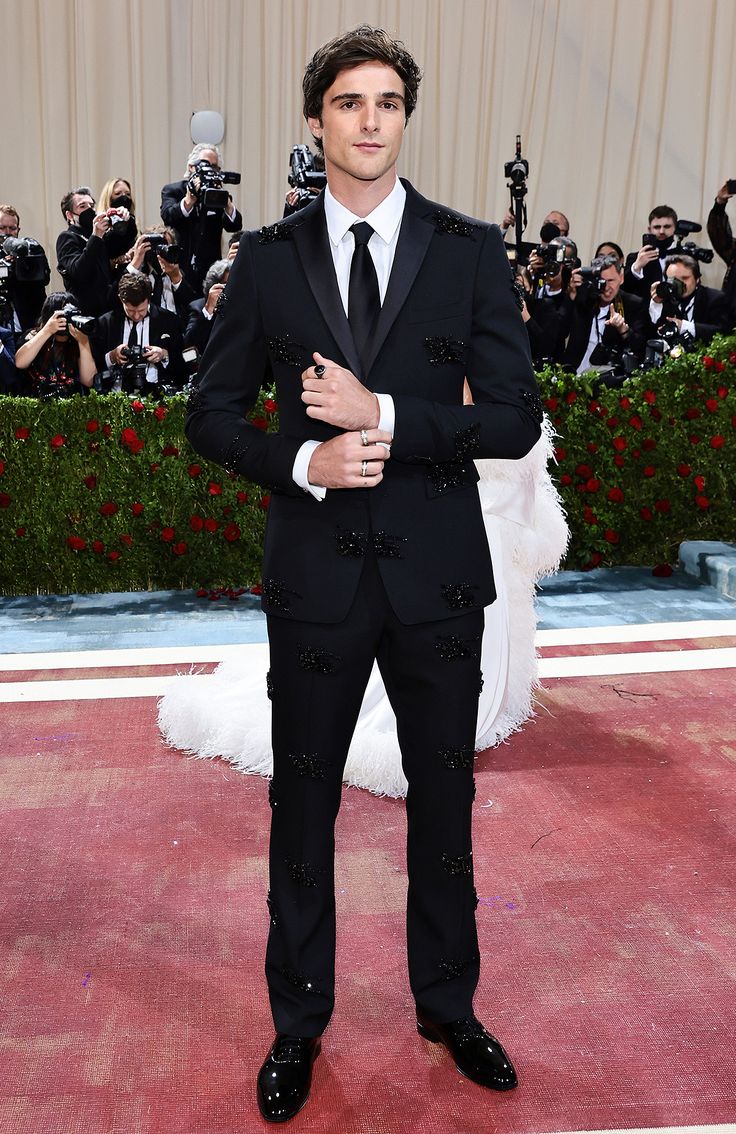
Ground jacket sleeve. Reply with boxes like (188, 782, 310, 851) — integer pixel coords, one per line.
(706, 202, 735, 267)
(160, 183, 191, 233)
(56, 230, 108, 285)
(390, 225, 542, 464)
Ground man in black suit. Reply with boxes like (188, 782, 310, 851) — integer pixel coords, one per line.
(186, 26, 541, 1123)
(183, 258, 229, 355)
(623, 205, 679, 298)
(160, 144, 242, 293)
(0, 205, 50, 337)
(561, 254, 648, 374)
(647, 253, 733, 345)
(93, 274, 184, 392)
(56, 187, 128, 316)
(124, 227, 197, 331)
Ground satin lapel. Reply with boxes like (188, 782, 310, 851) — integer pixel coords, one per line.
(291, 202, 362, 376)
(364, 203, 434, 375)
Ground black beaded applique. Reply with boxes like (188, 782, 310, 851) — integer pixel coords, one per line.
(266, 669, 274, 701)
(521, 389, 544, 423)
(214, 289, 229, 317)
(372, 531, 407, 559)
(441, 851, 473, 877)
(433, 210, 480, 239)
(426, 461, 465, 494)
(478, 669, 484, 695)
(263, 578, 296, 614)
(289, 752, 327, 780)
(281, 966, 319, 994)
(223, 436, 250, 473)
(258, 221, 296, 244)
(335, 528, 368, 558)
(473, 887, 480, 911)
(472, 777, 477, 801)
(424, 336, 466, 366)
(268, 781, 278, 809)
(186, 386, 205, 414)
(266, 335, 305, 368)
(438, 746, 475, 770)
(285, 859, 320, 888)
(439, 951, 480, 981)
(511, 278, 526, 312)
(266, 890, 278, 926)
(454, 422, 481, 461)
(441, 583, 478, 610)
(297, 644, 341, 674)
(434, 634, 481, 662)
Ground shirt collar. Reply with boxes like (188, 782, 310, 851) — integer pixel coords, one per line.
(324, 178, 406, 247)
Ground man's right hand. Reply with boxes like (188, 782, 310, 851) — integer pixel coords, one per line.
(129, 234, 151, 271)
(92, 212, 111, 239)
(307, 430, 391, 489)
(716, 180, 735, 206)
(633, 244, 660, 273)
(109, 344, 128, 366)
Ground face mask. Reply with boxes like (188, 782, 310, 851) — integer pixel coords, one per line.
(76, 207, 95, 236)
(654, 234, 673, 254)
(111, 195, 132, 211)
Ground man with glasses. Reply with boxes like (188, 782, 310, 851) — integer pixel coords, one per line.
(0, 204, 49, 336)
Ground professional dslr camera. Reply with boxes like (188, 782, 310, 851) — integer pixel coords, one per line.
(674, 219, 714, 264)
(287, 144, 326, 210)
(643, 322, 691, 369)
(142, 233, 182, 270)
(653, 276, 686, 305)
(187, 160, 241, 210)
(585, 341, 640, 388)
(60, 303, 95, 334)
(0, 236, 51, 322)
(578, 264, 608, 293)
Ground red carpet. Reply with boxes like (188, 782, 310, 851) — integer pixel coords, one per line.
(1, 643, 735, 1133)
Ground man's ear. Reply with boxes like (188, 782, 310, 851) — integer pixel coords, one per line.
(307, 115, 323, 141)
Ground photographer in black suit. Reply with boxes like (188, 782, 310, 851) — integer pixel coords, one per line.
(56, 186, 127, 317)
(183, 258, 229, 355)
(624, 205, 679, 298)
(707, 179, 736, 322)
(648, 253, 732, 346)
(0, 204, 50, 337)
(125, 226, 196, 331)
(160, 144, 242, 293)
(562, 254, 648, 374)
(93, 274, 185, 392)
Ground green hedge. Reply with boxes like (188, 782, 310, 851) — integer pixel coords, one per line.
(1, 337, 735, 594)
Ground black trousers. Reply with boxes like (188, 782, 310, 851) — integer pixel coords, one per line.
(265, 551, 484, 1037)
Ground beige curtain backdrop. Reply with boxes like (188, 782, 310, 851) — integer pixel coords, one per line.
(3, 0, 735, 291)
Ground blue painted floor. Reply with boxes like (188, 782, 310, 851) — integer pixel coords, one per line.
(1, 566, 734, 655)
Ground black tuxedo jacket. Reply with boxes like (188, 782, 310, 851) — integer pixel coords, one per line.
(187, 180, 541, 626)
(160, 180, 242, 292)
(649, 284, 733, 344)
(562, 288, 648, 371)
(92, 302, 185, 386)
(623, 242, 677, 298)
(183, 297, 214, 354)
(56, 228, 116, 316)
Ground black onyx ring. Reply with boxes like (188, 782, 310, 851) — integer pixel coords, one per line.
(361, 460, 368, 477)
(314, 364, 326, 378)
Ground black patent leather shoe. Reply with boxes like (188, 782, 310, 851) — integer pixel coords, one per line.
(417, 1012, 517, 1091)
(256, 1034, 321, 1123)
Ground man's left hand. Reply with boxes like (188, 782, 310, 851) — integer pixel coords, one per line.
(143, 345, 167, 365)
(301, 352, 380, 429)
(605, 311, 629, 335)
(665, 316, 683, 332)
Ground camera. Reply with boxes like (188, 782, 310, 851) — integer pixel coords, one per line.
(187, 160, 241, 210)
(578, 266, 608, 293)
(60, 303, 96, 334)
(586, 342, 640, 388)
(674, 220, 714, 264)
(654, 277, 686, 304)
(1, 236, 51, 283)
(142, 233, 182, 270)
(504, 135, 529, 187)
(288, 144, 326, 192)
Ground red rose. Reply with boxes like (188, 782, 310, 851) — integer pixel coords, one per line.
(223, 522, 241, 542)
(196, 588, 208, 598)
(732, 416, 736, 429)
(50, 433, 66, 449)
(86, 419, 99, 432)
(590, 552, 603, 566)
(706, 398, 719, 413)
(654, 499, 671, 514)
(583, 507, 598, 525)
(586, 442, 598, 453)
(718, 386, 728, 398)
(677, 464, 692, 477)
(604, 529, 619, 544)
(694, 475, 706, 491)
(103, 424, 112, 437)
(153, 405, 167, 420)
(608, 487, 624, 503)
(612, 437, 627, 452)
(643, 466, 656, 477)
(208, 482, 222, 495)
(161, 527, 175, 542)
(703, 355, 714, 369)
(222, 505, 232, 516)
(606, 416, 619, 428)
(0, 492, 11, 508)
(162, 444, 180, 457)
(251, 415, 268, 430)
(685, 407, 700, 419)
(172, 541, 187, 555)
(188, 464, 202, 477)
(131, 399, 145, 413)
(585, 477, 601, 493)
(250, 583, 263, 595)
(695, 494, 710, 509)
(565, 391, 577, 405)
(589, 400, 602, 415)
(99, 501, 118, 517)
(619, 396, 631, 409)
(15, 527, 26, 537)
(236, 490, 249, 503)
(264, 398, 278, 413)
(613, 455, 625, 467)
(260, 494, 271, 509)
(108, 550, 121, 561)
(710, 434, 725, 448)
(190, 515, 204, 531)
(575, 463, 593, 478)
(643, 390, 656, 404)
(67, 536, 86, 551)
(92, 540, 104, 554)
(730, 352, 736, 364)
(15, 427, 30, 440)
(689, 435, 700, 445)
(652, 564, 673, 577)
(149, 462, 160, 473)
(545, 397, 558, 411)
(559, 473, 572, 486)
(0, 461, 4, 475)
(640, 507, 653, 521)
(642, 438, 656, 451)
(83, 475, 97, 490)
(119, 534, 133, 547)
(204, 518, 218, 532)
(649, 407, 662, 421)
(131, 502, 145, 516)
(715, 360, 726, 373)
(632, 449, 641, 459)
(628, 415, 642, 431)
(554, 447, 566, 462)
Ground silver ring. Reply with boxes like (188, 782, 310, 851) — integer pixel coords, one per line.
(360, 429, 369, 446)
(361, 460, 368, 478)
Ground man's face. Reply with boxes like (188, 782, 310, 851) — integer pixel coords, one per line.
(648, 215, 676, 240)
(599, 265, 623, 304)
(0, 211, 19, 237)
(544, 211, 569, 236)
(666, 262, 697, 298)
(122, 298, 150, 323)
(68, 193, 95, 224)
(190, 148, 220, 173)
(307, 62, 406, 192)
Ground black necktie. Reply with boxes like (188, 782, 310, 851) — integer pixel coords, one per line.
(127, 320, 138, 348)
(348, 222, 380, 365)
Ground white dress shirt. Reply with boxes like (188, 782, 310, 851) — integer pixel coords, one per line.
(577, 305, 611, 375)
(649, 291, 696, 339)
(292, 178, 405, 500)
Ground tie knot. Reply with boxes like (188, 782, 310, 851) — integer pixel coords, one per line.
(351, 221, 374, 247)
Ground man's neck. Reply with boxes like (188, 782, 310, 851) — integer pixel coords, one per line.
(326, 169, 399, 218)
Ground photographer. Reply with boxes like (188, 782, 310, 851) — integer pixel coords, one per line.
(562, 254, 647, 375)
(125, 225, 195, 330)
(14, 292, 95, 397)
(648, 253, 731, 346)
(97, 178, 138, 268)
(624, 205, 679, 298)
(0, 205, 50, 337)
(184, 259, 229, 355)
(93, 274, 185, 392)
(56, 186, 124, 316)
(706, 179, 736, 322)
(160, 144, 242, 293)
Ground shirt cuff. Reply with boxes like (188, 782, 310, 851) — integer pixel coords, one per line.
(105, 350, 114, 367)
(632, 265, 644, 279)
(180, 199, 193, 217)
(202, 307, 213, 321)
(680, 318, 696, 338)
(293, 440, 326, 501)
(376, 393, 395, 435)
(127, 263, 144, 276)
(649, 300, 664, 322)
